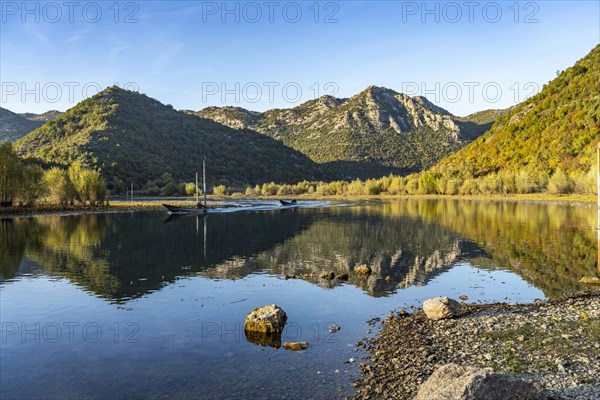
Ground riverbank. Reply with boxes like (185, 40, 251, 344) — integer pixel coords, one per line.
(352, 291, 600, 400)
(0, 193, 596, 218)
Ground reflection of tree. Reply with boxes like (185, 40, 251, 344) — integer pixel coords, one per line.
(0, 219, 29, 280)
(394, 200, 597, 297)
(24, 215, 121, 300)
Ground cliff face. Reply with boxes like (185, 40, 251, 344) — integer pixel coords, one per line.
(198, 86, 496, 177)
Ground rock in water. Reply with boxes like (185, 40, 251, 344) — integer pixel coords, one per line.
(423, 297, 462, 320)
(355, 264, 372, 276)
(414, 363, 547, 400)
(283, 342, 309, 351)
(244, 304, 287, 334)
(336, 273, 349, 280)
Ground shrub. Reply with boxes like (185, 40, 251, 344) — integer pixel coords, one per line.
(573, 167, 596, 194)
(547, 168, 574, 194)
(184, 182, 196, 196)
(213, 185, 227, 196)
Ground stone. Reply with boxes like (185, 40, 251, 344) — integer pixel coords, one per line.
(579, 276, 600, 285)
(423, 297, 462, 320)
(283, 341, 309, 351)
(459, 295, 469, 301)
(355, 264, 372, 276)
(336, 273, 349, 280)
(414, 363, 547, 400)
(244, 304, 287, 334)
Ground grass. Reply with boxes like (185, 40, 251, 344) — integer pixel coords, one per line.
(481, 316, 600, 374)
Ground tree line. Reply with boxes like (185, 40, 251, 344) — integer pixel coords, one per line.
(0, 142, 107, 207)
(235, 164, 597, 198)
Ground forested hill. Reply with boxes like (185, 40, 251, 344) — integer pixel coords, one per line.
(15, 87, 322, 190)
(0, 108, 44, 142)
(433, 44, 600, 177)
(198, 86, 500, 178)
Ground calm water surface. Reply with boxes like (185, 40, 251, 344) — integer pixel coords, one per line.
(1, 199, 597, 399)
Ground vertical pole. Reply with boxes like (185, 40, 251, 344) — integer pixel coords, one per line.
(203, 156, 207, 207)
(196, 172, 199, 204)
(131, 182, 134, 202)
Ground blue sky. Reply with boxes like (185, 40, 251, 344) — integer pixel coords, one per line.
(1, 0, 599, 116)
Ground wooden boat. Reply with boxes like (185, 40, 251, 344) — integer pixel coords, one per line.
(163, 158, 210, 214)
(279, 199, 297, 206)
(162, 203, 207, 214)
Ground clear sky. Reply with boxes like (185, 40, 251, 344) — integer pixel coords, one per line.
(1, 0, 599, 116)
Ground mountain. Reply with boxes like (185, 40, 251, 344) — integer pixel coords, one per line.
(434, 45, 600, 177)
(197, 86, 499, 178)
(15, 87, 322, 190)
(0, 108, 44, 142)
(19, 110, 63, 122)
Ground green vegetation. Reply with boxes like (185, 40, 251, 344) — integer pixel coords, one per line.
(16, 87, 322, 195)
(433, 44, 600, 185)
(0, 142, 107, 207)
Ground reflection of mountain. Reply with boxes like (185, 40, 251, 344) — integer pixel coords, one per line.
(244, 207, 485, 296)
(1, 200, 595, 301)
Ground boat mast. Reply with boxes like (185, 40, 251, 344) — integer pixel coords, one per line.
(195, 172, 199, 204)
(203, 156, 207, 207)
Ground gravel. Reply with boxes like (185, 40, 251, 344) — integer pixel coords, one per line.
(352, 291, 600, 400)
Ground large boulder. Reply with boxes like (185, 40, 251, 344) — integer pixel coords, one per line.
(244, 304, 287, 334)
(423, 297, 462, 320)
(414, 363, 547, 400)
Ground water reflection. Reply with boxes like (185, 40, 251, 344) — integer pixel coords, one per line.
(1, 199, 596, 300)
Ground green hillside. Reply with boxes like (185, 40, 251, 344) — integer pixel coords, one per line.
(15, 87, 322, 192)
(435, 45, 600, 178)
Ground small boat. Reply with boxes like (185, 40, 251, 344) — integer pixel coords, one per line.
(164, 158, 210, 214)
(279, 199, 298, 206)
(162, 203, 207, 214)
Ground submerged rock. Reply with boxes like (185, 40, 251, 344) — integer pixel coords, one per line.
(283, 341, 309, 351)
(244, 304, 287, 334)
(414, 363, 547, 400)
(423, 297, 462, 320)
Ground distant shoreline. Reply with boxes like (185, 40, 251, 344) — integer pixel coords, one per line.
(0, 193, 595, 218)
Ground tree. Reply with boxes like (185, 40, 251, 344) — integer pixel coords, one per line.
(0, 142, 22, 207)
(547, 168, 573, 194)
(17, 165, 45, 206)
(43, 167, 72, 205)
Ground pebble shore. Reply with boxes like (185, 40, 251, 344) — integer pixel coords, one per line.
(353, 291, 600, 400)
